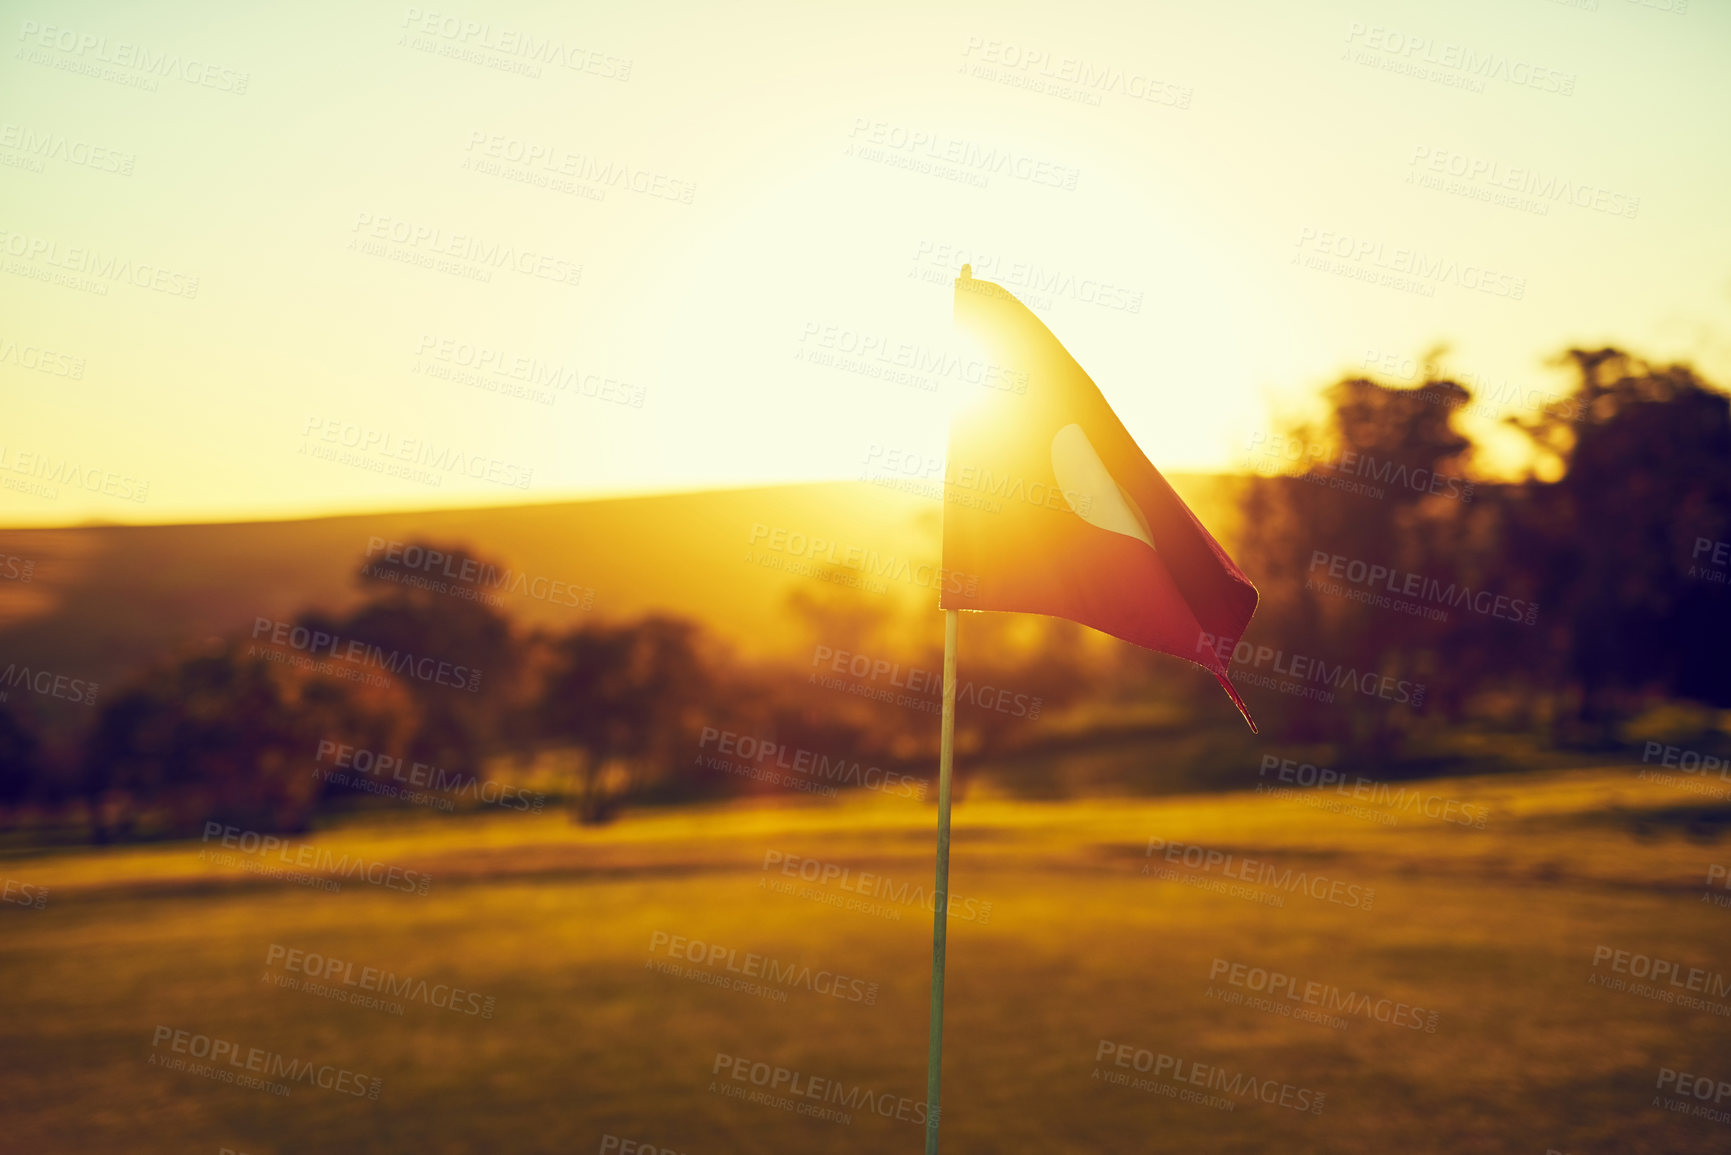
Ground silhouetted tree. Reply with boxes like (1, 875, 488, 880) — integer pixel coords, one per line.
(1505, 348, 1731, 739)
(519, 616, 713, 822)
(297, 543, 523, 772)
(0, 703, 38, 826)
(82, 643, 409, 838)
(1235, 375, 1477, 762)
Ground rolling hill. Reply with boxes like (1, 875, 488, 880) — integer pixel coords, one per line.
(0, 475, 1240, 734)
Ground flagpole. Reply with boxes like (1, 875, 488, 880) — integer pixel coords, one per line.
(925, 607, 959, 1153)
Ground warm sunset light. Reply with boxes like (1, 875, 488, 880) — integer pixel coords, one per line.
(4, 3, 1730, 1154)
(5, 2, 1728, 526)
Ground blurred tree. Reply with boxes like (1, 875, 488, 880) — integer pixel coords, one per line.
(1505, 348, 1731, 739)
(81, 643, 409, 838)
(298, 543, 523, 772)
(0, 703, 39, 826)
(784, 574, 901, 659)
(1235, 375, 1477, 763)
(779, 573, 934, 765)
(779, 573, 1100, 797)
(519, 616, 714, 823)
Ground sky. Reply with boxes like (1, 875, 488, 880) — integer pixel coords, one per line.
(3, 0, 1728, 527)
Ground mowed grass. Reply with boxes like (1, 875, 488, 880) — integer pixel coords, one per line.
(2, 766, 1729, 1154)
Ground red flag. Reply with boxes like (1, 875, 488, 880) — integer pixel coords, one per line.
(940, 266, 1260, 730)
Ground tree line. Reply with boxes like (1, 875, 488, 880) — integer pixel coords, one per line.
(0, 344, 1726, 838)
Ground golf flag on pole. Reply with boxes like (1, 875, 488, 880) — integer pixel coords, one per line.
(941, 265, 1261, 731)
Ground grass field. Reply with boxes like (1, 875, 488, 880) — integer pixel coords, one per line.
(3, 765, 1729, 1154)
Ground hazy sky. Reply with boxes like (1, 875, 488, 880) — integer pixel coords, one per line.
(3, 0, 1728, 526)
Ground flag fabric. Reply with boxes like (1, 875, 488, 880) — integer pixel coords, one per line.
(940, 265, 1260, 730)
